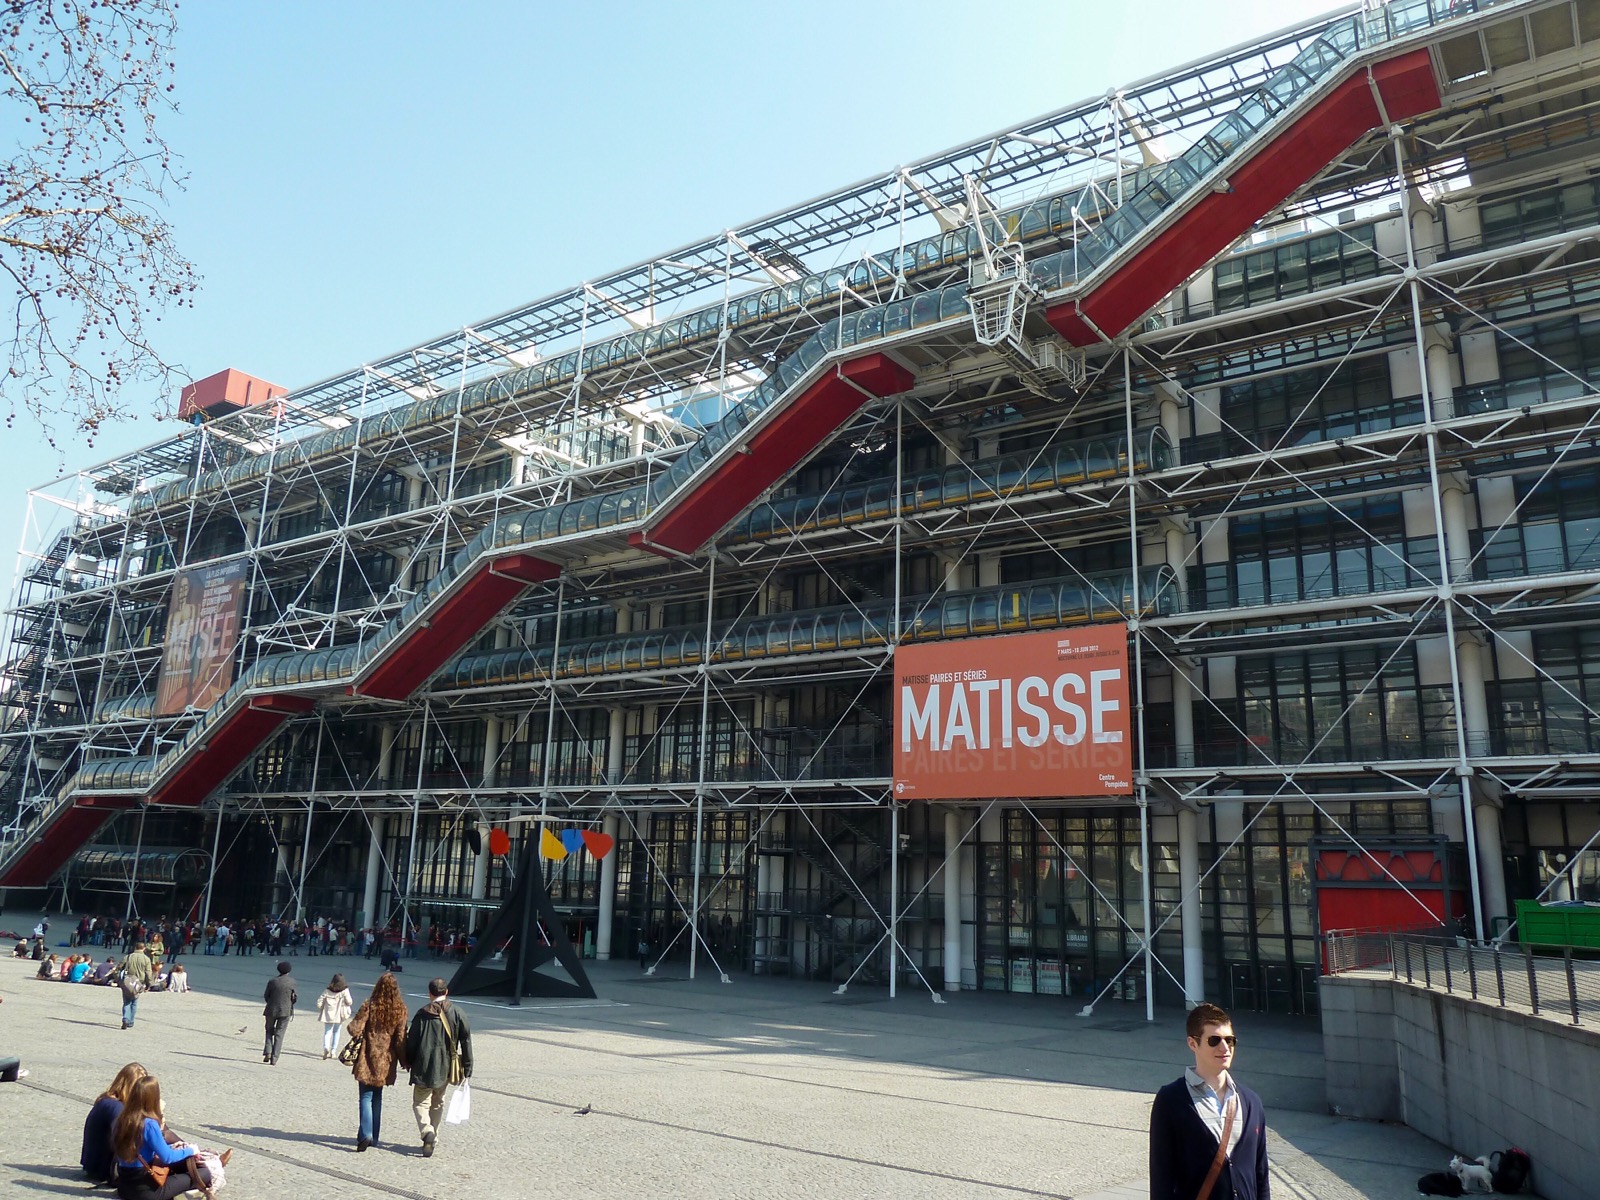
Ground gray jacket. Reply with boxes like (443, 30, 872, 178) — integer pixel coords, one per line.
(263, 973, 298, 1019)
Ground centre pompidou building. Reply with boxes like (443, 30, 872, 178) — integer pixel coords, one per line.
(4, 0, 1598, 1014)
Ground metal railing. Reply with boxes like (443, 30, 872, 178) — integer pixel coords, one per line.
(1325, 928, 1600, 1026)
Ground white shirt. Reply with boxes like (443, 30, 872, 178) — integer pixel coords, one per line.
(1185, 1067, 1243, 1155)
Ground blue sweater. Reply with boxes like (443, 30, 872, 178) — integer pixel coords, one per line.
(80, 1096, 121, 1180)
(115, 1117, 189, 1172)
(1149, 1077, 1269, 1200)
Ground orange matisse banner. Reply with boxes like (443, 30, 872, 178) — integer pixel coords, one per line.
(893, 624, 1133, 800)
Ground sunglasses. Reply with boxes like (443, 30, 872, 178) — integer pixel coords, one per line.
(1204, 1034, 1238, 1049)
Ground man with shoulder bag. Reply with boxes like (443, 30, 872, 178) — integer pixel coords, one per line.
(1149, 1003, 1269, 1200)
(405, 977, 473, 1157)
(116, 941, 155, 1030)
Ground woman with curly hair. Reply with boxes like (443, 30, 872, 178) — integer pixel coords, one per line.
(345, 970, 409, 1151)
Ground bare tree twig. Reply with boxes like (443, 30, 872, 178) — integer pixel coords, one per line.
(0, 0, 198, 445)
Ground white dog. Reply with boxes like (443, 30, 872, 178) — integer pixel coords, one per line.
(1450, 1156, 1494, 1193)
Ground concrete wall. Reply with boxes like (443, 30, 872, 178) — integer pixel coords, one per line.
(1321, 976, 1600, 1200)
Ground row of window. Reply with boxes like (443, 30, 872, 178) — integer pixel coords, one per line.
(1210, 226, 1381, 314)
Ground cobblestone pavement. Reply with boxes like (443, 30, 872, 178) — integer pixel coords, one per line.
(0, 912, 1455, 1199)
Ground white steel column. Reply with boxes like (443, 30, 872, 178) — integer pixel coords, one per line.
(690, 556, 716, 981)
(1472, 797, 1508, 935)
(1125, 347, 1155, 1022)
(942, 807, 962, 992)
(598, 706, 625, 961)
(1177, 806, 1204, 1005)
(377, 723, 396, 786)
(597, 812, 620, 960)
(1395, 132, 1488, 940)
(1440, 473, 1509, 933)
(482, 717, 501, 788)
(200, 805, 225, 933)
(469, 823, 489, 903)
(607, 707, 626, 784)
(361, 814, 386, 927)
(888, 801, 899, 999)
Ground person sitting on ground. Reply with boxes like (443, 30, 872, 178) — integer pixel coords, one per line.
(35, 953, 58, 980)
(11, 940, 27, 958)
(82, 1062, 147, 1183)
(0, 989, 23, 1081)
(92, 957, 119, 985)
(110, 1075, 222, 1200)
(68, 955, 93, 984)
(167, 964, 190, 994)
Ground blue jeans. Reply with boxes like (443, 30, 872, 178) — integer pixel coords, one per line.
(122, 995, 138, 1026)
(358, 1083, 383, 1143)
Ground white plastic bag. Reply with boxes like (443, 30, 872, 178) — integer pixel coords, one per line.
(445, 1079, 471, 1125)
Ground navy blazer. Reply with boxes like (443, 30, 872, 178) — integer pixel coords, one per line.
(1149, 1076, 1269, 1200)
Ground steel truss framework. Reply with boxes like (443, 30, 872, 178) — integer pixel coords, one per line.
(7, 0, 1600, 1013)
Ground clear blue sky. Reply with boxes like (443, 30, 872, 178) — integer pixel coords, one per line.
(2, 0, 1337, 595)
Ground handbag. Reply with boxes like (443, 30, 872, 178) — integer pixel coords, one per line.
(1194, 1096, 1238, 1200)
(141, 1158, 170, 1187)
(338, 1033, 364, 1066)
(442, 1009, 465, 1087)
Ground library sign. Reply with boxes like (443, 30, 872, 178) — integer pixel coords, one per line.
(893, 624, 1132, 800)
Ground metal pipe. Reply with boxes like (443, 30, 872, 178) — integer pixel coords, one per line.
(889, 801, 899, 1000)
(1393, 130, 1488, 943)
(200, 802, 224, 933)
(1125, 346, 1156, 1021)
(690, 553, 717, 981)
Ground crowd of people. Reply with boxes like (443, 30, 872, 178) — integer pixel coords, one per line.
(6, 911, 478, 1183)
(35, 912, 484, 964)
(251, 963, 473, 1157)
(24, 950, 189, 994)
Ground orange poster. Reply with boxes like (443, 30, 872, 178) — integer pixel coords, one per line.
(893, 624, 1132, 800)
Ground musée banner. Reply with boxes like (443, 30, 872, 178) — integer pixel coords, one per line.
(155, 560, 249, 715)
(893, 624, 1132, 800)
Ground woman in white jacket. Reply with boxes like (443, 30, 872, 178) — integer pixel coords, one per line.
(315, 973, 354, 1060)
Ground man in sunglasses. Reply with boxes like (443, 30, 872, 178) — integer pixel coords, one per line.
(1149, 1002, 1270, 1200)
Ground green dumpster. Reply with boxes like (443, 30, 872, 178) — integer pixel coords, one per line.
(1516, 898, 1600, 949)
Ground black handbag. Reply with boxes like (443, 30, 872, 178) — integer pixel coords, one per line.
(338, 1033, 364, 1066)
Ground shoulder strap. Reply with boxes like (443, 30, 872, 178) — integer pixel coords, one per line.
(1194, 1094, 1238, 1200)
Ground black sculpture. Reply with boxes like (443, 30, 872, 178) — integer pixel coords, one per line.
(446, 842, 596, 1002)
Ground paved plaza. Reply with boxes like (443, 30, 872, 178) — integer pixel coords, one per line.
(0, 913, 1455, 1199)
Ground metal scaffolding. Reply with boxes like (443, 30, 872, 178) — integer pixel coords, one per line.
(5, 0, 1600, 1014)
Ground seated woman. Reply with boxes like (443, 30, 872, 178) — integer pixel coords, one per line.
(82, 1062, 146, 1182)
(12, 940, 28, 958)
(35, 953, 58, 980)
(68, 956, 93, 984)
(111, 1075, 224, 1200)
(167, 964, 190, 993)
